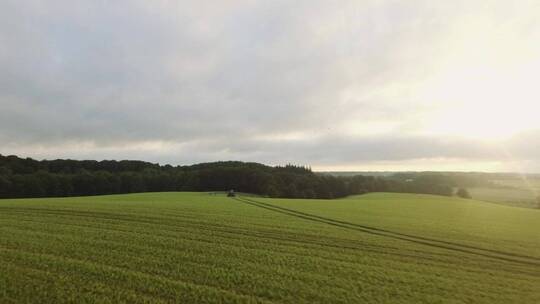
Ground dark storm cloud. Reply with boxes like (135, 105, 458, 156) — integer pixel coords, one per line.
(1, 1, 539, 170)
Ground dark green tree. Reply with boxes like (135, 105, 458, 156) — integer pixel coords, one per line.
(1, 154, 483, 200)
(456, 188, 472, 199)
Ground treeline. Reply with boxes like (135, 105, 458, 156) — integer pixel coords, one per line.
(0, 154, 453, 199)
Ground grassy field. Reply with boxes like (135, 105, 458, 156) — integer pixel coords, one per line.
(493, 178, 540, 190)
(469, 178, 540, 208)
(469, 187, 538, 208)
(0, 192, 539, 303)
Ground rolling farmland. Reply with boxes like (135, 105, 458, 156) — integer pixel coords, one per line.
(1, 192, 539, 303)
(469, 178, 540, 208)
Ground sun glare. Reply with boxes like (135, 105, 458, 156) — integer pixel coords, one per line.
(420, 63, 540, 140)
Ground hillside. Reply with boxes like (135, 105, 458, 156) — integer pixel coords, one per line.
(1, 192, 539, 303)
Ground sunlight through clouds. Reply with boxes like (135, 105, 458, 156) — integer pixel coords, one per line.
(1, 0, 539, 171)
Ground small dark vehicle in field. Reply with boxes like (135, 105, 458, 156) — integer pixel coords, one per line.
(227, 190, 236, 197)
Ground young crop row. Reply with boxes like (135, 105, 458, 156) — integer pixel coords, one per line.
(1, 193, 539, 303)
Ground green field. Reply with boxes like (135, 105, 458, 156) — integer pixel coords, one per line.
(469, 187, 538, 208)
(469, 178, 540, 208)
(1, 192, 539, 303)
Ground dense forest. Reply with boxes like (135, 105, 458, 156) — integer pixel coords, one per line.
(0, 154, 456, 199)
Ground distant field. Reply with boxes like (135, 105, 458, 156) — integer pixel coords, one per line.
(1, 192, 539, 303)
(469, 178, 540, 208)
(318, 171, 395, 177)
(469, 187, 538, 208)
(493, 178, 540, 191)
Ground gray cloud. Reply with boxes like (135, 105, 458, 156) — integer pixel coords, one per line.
(1, 1, 539, 171)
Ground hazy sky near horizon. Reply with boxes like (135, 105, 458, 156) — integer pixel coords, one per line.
(1, 1, 540, 171)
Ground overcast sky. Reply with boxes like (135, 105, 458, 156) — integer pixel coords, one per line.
(1, 1, 540, 171)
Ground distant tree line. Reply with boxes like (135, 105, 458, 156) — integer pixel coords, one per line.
(0, 154, 456, 199)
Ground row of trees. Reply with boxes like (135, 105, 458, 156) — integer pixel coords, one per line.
(0, 154, 457, 199)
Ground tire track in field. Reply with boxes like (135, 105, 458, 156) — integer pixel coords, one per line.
(6, 218, 538, 279)
(2, 210, 468, 267)
(4, 218, 536, 285)
(7, 208, 525, 277)
(3, 217, 479, 272)
(0, 207, 479, 265)
(234, 197, 540, 268)
(240, 197, 540, 261)
(3, 204, 539, 269)
(1, 206, 452, 258)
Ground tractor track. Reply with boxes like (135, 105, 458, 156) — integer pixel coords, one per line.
(234, 196, 540, 268)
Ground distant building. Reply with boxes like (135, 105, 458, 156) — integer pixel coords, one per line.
(227, 189, 236, 197)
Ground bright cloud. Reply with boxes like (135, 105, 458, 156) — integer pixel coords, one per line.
(1, 0, 539, 171)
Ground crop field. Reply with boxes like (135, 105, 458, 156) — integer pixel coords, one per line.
(493, 178, 540, 191)
(0, 192, 539, 303)
(469, 178, 540, 208)
(469, 187, 538, 208)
